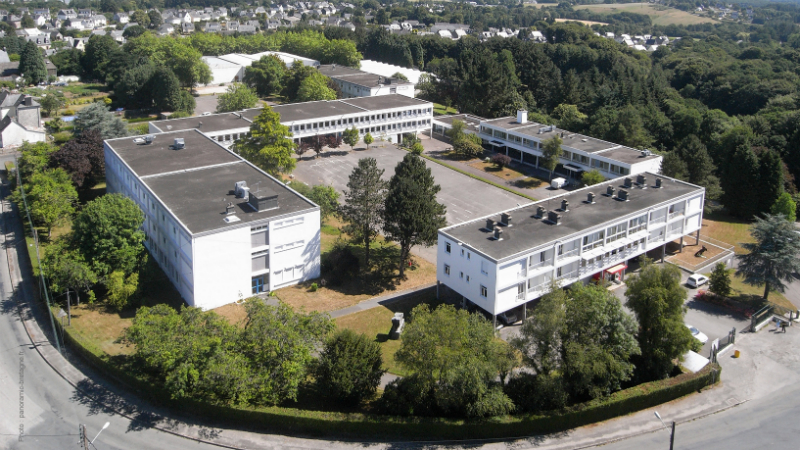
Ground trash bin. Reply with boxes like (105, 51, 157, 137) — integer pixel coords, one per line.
(734, 349, 741, 358)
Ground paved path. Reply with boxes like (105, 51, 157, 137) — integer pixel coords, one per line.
(328, 282, 436, 319)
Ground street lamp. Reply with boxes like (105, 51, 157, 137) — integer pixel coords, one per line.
(654, 411, 675, 450)
(90, 421, 110, 444)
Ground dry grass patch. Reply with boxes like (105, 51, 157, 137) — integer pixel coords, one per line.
(554, 18, 608, 26)
(469, 160, 526, 180)
(66, 304, 135, 355)
(573, 3, 717, 26)
(213, 302, 249, 327)
(700, 213, 753, 254)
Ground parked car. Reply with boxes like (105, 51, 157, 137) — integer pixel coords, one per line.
(686, 324, 708, 344)
(498, 311, 518, 326)
(687, 273, 709, 288)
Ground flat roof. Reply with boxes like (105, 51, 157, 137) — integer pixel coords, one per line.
(340, 95, 431, 111)
(318, 64, 363, 77)
(270, 101, 366, 122)
(442, 173, 703, 261)
(150, 113, 252, 133)
(596, 146, 660, 164)
(143, 161, 315, 234)
(319, 64, 414, 88)
(434, 114, 486, 132)
(484, 117, 614, 154)
(106, 130, 241, 178)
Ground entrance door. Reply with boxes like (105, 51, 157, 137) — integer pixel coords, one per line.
(251, 275, 265, 294)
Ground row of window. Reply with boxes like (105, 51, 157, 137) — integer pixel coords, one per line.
(215, 132, 249, 142)
(290, 108, 432, 133)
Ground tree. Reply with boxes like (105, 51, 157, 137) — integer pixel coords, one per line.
(709, 262, 732, 298)
(81, 34, 118, 81)
(410, 142, 424, 155)
(385, 304, 514, 418)
(130, 10, 150, 28)
(315, 329, 385, 406)
(296, 72, 337, 102)
(383, 154, 447, 277)
(342, 127, 360, 148)
(281, 62, 317, 102)
(541, 135, 564, 181)
(21, 13, 35, 28)
(307, 185, 339, 221)
(552, 104, 587, 132)
(168, 42, 211, 88)
(50, 129, 105, 188)
(232, 106, 296, 176)
(771, 192, 797, 222)
(149, 66, 194, 113)
(491, 153, 511, 168)
(73, 103, 129, 139)
(340, 158, 387, 269)
(511, 285, 567, 377)
(148, 10, 163, 28)
(49, 49, 83, 76)
(447, 119, 466, 142)
(625, 263, 695, 381)
(19, 41, 48, 85)
(123, 25, 146, 39)
(736, 214, 800, 300)
(453, 134, 483, 159)
(39, 94, 64, 117)
(26, 169, 78, 236)
(16, 141, 58, 182)
(72, 193, 146, 277)
(363, 132, 374, 147)
(244, 55, 286, 97)
(41, 239, 97, 300)
(216, 83, 259, 113)
(581, 169, 605, 186)
(106, 270, 139, 310)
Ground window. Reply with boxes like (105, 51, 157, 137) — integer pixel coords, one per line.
(480, 261, 488, 275)
(251, 275, 265, 294)
(629, 214, 647, 233)
(445, 242, 451, 253)
(582, 230, 605, 251)
(467, 252, 471, 260)
(563, 150, 572, 160)
(460, 271, 464, 279)
(480, 285, 488, 297)
(466, 275, 471, 283)
(461, 249, 465, 257)
(557, 244, 564, 255)
(444, 264, 450, 275)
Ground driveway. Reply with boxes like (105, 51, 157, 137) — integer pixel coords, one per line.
(193, 94, 219, 115)
(292, 145, 530, 263)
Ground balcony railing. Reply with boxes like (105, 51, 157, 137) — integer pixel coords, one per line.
(557, 270, 579, 280)
(650, 215, 667, 224)
(668, 211, 685, 221)
(528, 280, 551, 293)
(516, 292, 525, 301)
(560, 248, 580, 259)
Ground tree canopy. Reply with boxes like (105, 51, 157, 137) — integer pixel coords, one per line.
(231, 105, 296, 176)
(736, 214, 800, 300)
(216, 82, 259, 113)
(340, 157, 387, 269)
(73, 103, 129, 139)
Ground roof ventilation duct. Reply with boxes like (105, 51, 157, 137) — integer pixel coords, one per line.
(500, 212, 512, 227)
(617, 189, 629, 201)
(535, 206, 546, 218)
(586, 192, 595, 204)
(493, 226, 503, 241)
(484, 218, 495, 232)
(655, 178, 663, 188)
(560, 200, 569, 212)
(606, 186, 616, 197)
(173, 138, 185, 149)
(547, 211, 561, 225)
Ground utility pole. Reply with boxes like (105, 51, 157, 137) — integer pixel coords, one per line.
(66, 290, 71, 327)
(669, 421, 675, 450)
(80, 424, 88, 449)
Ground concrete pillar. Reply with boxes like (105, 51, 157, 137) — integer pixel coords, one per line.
(680, 236, 684, 253)
(436, 281, 439, 300)
(523, 302, 527, 321)
(661, 243, 666, 263)
(696, 228, 701, 245)
(493, 314, 497, 330)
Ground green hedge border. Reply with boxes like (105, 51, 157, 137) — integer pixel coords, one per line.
(55, 318, 721, 441)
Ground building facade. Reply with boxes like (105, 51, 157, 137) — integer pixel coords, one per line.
(437, 173, 704, 323)
(104, 130, 321, 310)
(0, 92, 45, 148)
(319, 64, 415, 98)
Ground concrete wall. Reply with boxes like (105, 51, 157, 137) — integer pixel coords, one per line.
(268, 209, 321, 291)
(17, 106, 40, 129)
(193, 227, 252, 309)
(0, 121, 45, 147)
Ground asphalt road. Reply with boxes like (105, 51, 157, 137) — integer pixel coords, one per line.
(0, 164, 221, 450)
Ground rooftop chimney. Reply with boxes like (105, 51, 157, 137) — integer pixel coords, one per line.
(617, 189, 629, 201)
(606, 186, 615, 197)
(516, 110, 528, 124)
(637, 174, 647, 188)
(547, 211, 561, 225)
(493, 226, 503, 240)
(500, 212, 512, 227)
(535, 205, 546, 218)
(24, 95, 32, 106)
(225, 202, 235, 215)
(173, 138, 185, 149)
(485, 218, 495, 231)
(624, 177, 633, 188)
(560, 199, 569, 212)
(586, 192, 595, 204)
(655, 178, 663, 188)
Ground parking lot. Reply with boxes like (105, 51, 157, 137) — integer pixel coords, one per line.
(292, 145, 530, 262)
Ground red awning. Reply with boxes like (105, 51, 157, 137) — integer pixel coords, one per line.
(605, 264, 628, 275)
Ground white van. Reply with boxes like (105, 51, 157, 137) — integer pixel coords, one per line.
(551, 177, 568, 189)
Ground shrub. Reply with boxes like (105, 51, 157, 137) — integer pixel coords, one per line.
(491, 153, 512, 168)
(315, 329, 385, 406)
(505, 373, 568, 414)
(53, 131, 73, 144)
(62, 109, 75, 116)
(410, 142, 424, 155)
(321, 242, 359, 286)
(309, 282, 318, 292)
(709, 262, 732, 298)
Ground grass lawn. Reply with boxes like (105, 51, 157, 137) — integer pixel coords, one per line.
(334, 290, 444, 376)
(433, 103, 458, 116)
(468, 160, 526, 180)
(573, 3, 717, 26)
(275, 217, 437, 313)
(513, 177, 547, 189)
(700, 212, 753, 254)
(729, 274, 794, 311)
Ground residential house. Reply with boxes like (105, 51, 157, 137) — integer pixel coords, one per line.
(57, 9, 77, 21)
(113, 12, 129, 23)
(0, 91, 45, 148)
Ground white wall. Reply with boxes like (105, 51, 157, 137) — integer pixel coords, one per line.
(437, 235, 498, 314)
(268, 210, 321, 291)
(193, 227, 252, 309)
(0, 121, 45, 148)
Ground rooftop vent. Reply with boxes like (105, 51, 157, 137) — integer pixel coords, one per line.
(547, 211, 562, 225)
(493, 226, 503, 241)
(516, 110, 527, 124)
(144, 134, 155, 144)
(535, 205, 546, 218)
(173, 138, 185, 149)
(225, 202, 236, 215)
(636, 175, 647, 188)
(623, 177, 633, 188)
(560, 199, 569, 212)
(248, 189, 279, 212)
(617, 189, 629, 201)
(234, 181, 249, 199)
(655, 178, 663, 188)
(586, 192, 595, 204)
(500, 212, 512, 227)
(640, 149, 652, 157)
(166, 125, 172, 130)
(538, 125, 554, 134)
(606, 186, 616, 197)
(484, 218, 495, 232)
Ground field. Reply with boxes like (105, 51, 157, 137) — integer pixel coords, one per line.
(573, 3, 717, 26)
(700, 212, 754, 255)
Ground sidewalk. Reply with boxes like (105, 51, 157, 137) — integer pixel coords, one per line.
(328, 282, 436, 319)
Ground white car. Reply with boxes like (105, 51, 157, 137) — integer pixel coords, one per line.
(687, 273, 709, 288)
(686, 324, 708, 344)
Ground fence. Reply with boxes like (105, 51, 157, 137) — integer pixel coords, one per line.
(751, 302, 799, 332)
(11, 159, 61, 353)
